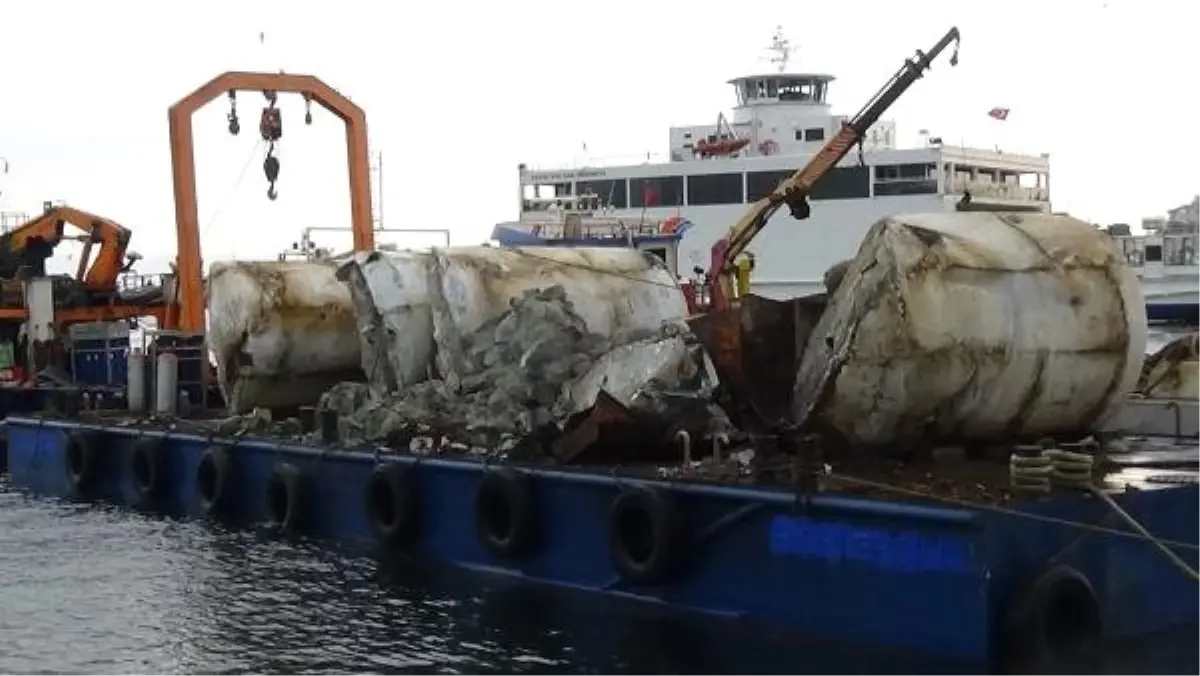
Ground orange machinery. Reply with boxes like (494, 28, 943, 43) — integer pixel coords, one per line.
(166, 71, 376, 333)
(703, 27, 961, 312)
(0, 204, 168, 325)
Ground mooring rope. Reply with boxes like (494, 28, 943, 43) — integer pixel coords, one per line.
(823, 470, 1200, 556)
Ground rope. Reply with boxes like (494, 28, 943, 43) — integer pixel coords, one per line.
(840, 439, 1200, 581)
(1087, 484, 1200, 582)
(824, 470, 1200, 553)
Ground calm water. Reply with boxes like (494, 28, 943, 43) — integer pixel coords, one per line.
(0, 479, 1195, 675)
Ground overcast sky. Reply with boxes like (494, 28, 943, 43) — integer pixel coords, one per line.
(0, 0, 1195, 275)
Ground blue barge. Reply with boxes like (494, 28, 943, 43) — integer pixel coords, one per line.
(3, 414, 1196, 672)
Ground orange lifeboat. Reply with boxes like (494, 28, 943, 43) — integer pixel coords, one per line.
(694, 136, 751, 158)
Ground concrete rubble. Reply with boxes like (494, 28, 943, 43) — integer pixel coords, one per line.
(316, 285, 710, 455)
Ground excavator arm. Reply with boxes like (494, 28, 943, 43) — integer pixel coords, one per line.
(708, 27, 961, 310)
(0, 205, 133, 291)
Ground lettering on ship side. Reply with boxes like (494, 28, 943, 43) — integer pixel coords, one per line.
(525, 168, 609, 183)
(767, 515, 973, 574)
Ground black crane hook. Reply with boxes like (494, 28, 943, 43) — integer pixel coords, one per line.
(264, 148, 281, 201)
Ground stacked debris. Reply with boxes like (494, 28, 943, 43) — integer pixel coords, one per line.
(317, 285, 708, 455)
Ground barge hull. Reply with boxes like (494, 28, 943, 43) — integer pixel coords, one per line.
(3, 417, 1196, 668)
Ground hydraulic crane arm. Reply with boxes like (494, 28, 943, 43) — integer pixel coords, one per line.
(0, 205, 133, 291)
(708, 27, 961, 310)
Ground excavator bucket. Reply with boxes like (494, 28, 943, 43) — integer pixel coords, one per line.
(687, 294, 826, 431)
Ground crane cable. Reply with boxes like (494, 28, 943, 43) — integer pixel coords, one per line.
(201, 138, 265, 240)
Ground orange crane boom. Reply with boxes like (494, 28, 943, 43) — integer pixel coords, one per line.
(167, 71, 375, 333)
(0, 205, 134, 292)
(707, 27, 961, 311)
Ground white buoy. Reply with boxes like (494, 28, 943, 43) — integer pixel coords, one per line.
(127, 348, 147, 413)
(155, 352, 179, 416)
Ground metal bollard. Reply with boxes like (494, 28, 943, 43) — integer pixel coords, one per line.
(319, 408, 339, 445)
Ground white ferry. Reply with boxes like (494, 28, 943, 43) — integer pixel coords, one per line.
(1106, 196, 1199, 324)
(494, 28, 1051, 299)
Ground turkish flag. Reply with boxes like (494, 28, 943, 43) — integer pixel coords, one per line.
(987, 107, 1010, 121)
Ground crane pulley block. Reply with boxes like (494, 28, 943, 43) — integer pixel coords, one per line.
(260, 107, 283, 142)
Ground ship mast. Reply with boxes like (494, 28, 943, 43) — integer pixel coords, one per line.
(766, 26, 798, 73)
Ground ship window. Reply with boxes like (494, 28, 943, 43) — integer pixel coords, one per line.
(766, 80, 779, 98)
(746, 166, 869, 202)
(805, 128, 825, 142)
(873, 163, 937, 196)
(523, 183, 571, 200)
(875, 180, 938, 196)
(794, 129, 804, 141)
(1144, 244, 1163, 263)
(630, 176, 684, 208)
(576, 179, 628, 209)
(687, 172, 744, 206)
(876, 163, 934, 180)
(779, 79, 822, 102)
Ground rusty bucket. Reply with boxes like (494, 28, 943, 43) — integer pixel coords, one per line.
(687, 294, 826, 431)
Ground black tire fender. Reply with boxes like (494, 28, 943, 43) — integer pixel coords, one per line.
(266, 462, 309, 533)
(196, 446, 232, 516)
(364, 463, 420, 547)
(608, 488, 685, 585)
(1004, 564, 1104, 674)
(474, 468, 538, 559)
(130, 437, 168, 503)
(65, 429, 101, 496)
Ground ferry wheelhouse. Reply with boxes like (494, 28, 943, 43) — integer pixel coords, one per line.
(496, 29, 1051, 299)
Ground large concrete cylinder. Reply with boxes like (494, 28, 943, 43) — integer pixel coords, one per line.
(339, 246, 690, 395)
(207, 247, 689, 411)
(792, 211, 1147, 449)
(207, 259, 361, 414)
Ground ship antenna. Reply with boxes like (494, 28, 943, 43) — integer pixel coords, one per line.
(767, 26, 797, 73)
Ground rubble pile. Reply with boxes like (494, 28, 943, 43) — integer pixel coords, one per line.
(318, 285, 702, 452)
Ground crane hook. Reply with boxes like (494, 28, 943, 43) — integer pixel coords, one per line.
(264, 148, 281, 201)
(226, 91, 240, 136)
(303, 92, 313, 125)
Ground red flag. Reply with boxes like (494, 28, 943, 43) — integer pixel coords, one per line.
(642, 183, 661, 207)
(987, 107, 1010, 121)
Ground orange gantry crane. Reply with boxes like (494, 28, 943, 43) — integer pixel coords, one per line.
(166, 71, 377, 332)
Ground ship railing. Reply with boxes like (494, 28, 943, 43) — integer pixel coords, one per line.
(1110, 234, 1199, 267)
(519, 152, 673, 173)
(527, 220, 668, 241)
(0, 210, 29, 233)
(946, 178, 1048, 202)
